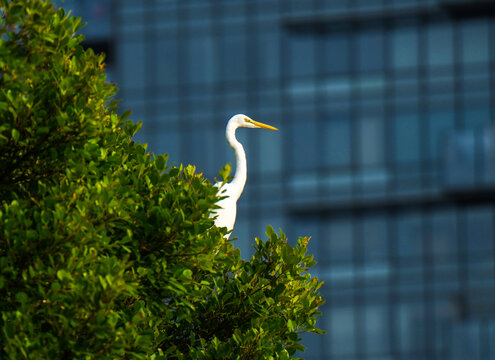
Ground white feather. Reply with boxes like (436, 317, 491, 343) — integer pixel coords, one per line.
(210, 114, 277, 239)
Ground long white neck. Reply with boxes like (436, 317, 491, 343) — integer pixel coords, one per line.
(226, 122, 247, 201)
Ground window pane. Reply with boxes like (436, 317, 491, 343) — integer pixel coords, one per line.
(444, 130, 476, 188)
(483, 126, 495, 184)
(156, 39, 178, 86)
(324, 217, 354, 264)
(256, 32, 280, 79)
(185, 127, 222, 177)
(120, 41, 145, 88)
(299, 331, 322, 358)
(427, 23, 454, 67)
(431, 209, 458, 263)
(364, 304, 390, 353)
(290, 116, 318, 170)
(186, 36, 217, 84)
(153, 129, 181, 163)
(357, 30, 384, 72)
(323, 0, 347, 11)
(362, 214, 388, 263)
(356, 0, 383, 9)
(222, 34, 247, 82)
(329, 307, 356, 356)
(392, 27, 418, 69)
(323, 33, 350, 74)
(466, 206, 494, 255)
(450, 322, 486, 360)
(395, 112, 420, 163)
(323, 114, 351, 167)
(358, 115, 385, 166)
(464, 107, 490, 130)
(187, 95, 214, 118)
(461, 20, 489, 64)
(289, 34, 316, 77)
(428, 110, 454, 161)
(396, 303, 426, 353)
(258, 126, 282, 173)
(397, 212, 422, 258)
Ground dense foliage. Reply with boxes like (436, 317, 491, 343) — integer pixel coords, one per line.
(0, 1, 324, 358)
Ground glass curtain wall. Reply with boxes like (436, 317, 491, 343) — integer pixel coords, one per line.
(65, 0, 495, 358)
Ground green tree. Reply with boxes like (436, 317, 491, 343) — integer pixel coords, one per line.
(0, 1, 324, 359)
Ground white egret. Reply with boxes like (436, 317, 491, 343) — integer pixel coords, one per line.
(211, 114, 278, 238)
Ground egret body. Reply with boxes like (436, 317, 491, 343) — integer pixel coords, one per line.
(211, 114, 278, 238)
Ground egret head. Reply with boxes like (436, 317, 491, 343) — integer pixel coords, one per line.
(229, 114, 278, 131)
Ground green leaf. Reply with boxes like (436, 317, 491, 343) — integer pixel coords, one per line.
(11, 128, 19, 142)
(56, 269, 71, 281)
(15, 292, 28, 304)
(218, 163, 231, 181)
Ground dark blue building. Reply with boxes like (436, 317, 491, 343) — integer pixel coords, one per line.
(64, 0, 495, 358)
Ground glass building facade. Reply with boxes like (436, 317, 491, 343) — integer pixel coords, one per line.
(63, 0, 495, 358)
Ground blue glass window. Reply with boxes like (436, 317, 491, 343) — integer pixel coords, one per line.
(156, 39, 178, 86)
(186, 127, 223, 177)
(220, 94, 248, 116)
(431, 209, 458, 263)
(357, 0, 384, 10)
(154, 99, 179, 124)
(358, 114, 385, 166)
(289, 34, 316, 77)
(444, 130, 476, 188)
(222, 2, 246, 22)
(482, 126, 495, 185)
(364, 304, 390, 353)
(323, 0, 347, 11)
(428, 110, 455, 161)
(221, 34, 247, 82)
(392, 27, 418, 69)
(394, 112, 420, 163)
(357, 30, 384, 72)
(362, 214, 388, 264)
(186, 36, 217, 84)
(427, 23, 454, 67)
(257, 125, 283, 174)
(299, 331, 322, 358)
(324, 217, 354, 264)
(396, 303, 426, 353)
(290, 116, 318, 170)
(464, 107, 490, 130)
(397, 212, 422, 259)
(329, 307, 356, 356)
(120, 41, 145, 89)
(153, 129, 181, 164)
(187, 95, 215, 119)
(392, 0, 417, 6)
(466, 206, 494, 255)
(461, 20, 489, 64)
(323, 112, 352, 167)
(450, 322, 484, 360)
(323, 33, 350, 74)
(256, 32, 280, 79)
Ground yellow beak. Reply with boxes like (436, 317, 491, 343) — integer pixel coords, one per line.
(248, 119, 278, 131)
